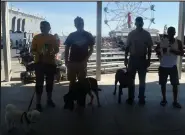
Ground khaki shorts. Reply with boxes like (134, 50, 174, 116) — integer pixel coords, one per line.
(67, 62, 87, 81)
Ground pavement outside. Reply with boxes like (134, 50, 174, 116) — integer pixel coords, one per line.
(1, 65, 185, 135)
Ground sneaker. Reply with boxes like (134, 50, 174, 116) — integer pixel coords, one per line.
(47, 100, 56, 108)
(160, 100, 167, 107)
(126, 98, 134, 105)
(36, 104, 43, 112)
(173, 102, 182, 109)
(139, 99, 146, 105)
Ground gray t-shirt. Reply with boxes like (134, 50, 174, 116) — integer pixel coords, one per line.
(126, 29, 153, 57)
(64, 30, 95, 62)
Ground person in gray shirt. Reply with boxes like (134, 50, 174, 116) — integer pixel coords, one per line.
(125, 17, 153, 105)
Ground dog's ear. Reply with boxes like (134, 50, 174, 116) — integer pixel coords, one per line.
(27, 112, 32, 119)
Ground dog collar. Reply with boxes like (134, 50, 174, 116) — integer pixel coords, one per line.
(20, 112, 31, 124)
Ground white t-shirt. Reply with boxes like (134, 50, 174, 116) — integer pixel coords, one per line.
(160, 39, 178, 68)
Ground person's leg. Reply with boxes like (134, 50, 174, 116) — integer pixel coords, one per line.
(170, 66, 181, 108)
(45, 64, 56, 107)
(126, 58, 136, 105)
(77, 61, 87, 80)
(35, 63, 45, 111)
(161, 84, 167, 102)
(138, 60, 147, 105)
(172, 85, 181, 107)
(67, 62, 77, 92)
(77, 62, 87, 107)
(158, 66, 168, 106)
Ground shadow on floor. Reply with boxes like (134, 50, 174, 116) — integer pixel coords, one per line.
(1, 81, 185, 135)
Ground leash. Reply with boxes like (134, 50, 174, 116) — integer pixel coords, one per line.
(27, 90, 36, 112)
(20, 90, 35, 125)
(20, 112, 31, 124)
(74, 62, 92, 90)
(83, 67, 92, 90)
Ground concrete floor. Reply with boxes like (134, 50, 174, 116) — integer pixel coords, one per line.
(1, 73, 185, 135)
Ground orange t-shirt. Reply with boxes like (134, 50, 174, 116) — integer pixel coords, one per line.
(31, 34, 59, 65)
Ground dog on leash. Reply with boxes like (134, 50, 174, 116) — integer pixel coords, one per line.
(5, 104, 40, 133)
(113, 68, 129, 103)
(64, 77, 101, 111)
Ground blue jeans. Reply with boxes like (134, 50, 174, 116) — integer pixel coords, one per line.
(127, 56, 147, 100)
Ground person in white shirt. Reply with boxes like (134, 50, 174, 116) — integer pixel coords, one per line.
(155, 27, 184, 108)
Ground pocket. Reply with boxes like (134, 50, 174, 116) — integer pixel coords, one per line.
(80, 61, 87, 68)
(67, 62, 75, 71)
(172, 65, 178, 74)
(53, 65, 57, 74)
(67, 62, 72, 69)
(172, 65, 177, 69)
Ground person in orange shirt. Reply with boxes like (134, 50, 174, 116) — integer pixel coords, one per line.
(31, 21, 59, 112)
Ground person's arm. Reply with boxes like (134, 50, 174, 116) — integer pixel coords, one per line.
(155, 42, 161, 58)
(125, 46, 129, 59)
(53, 36, 59, 54)
(31, 36, 37, 55)
(170, 40, 184, 56)
(125, 33, 131, 60)
(87, 33, 95, 60)
(147, 33, 153, 61)
(65, 46, 70, 64)
(64, 34, 72, 64)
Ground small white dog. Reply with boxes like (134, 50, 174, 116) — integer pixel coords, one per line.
(5, 104, 40, 133)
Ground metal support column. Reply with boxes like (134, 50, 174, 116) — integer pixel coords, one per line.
(96, 1, 102, 81)
(2, 2, 12, 82)
(177, 2, 185, 79)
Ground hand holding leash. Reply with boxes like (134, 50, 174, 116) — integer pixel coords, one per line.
(146, 59, 151, 68)
(124, 58, 128, 67)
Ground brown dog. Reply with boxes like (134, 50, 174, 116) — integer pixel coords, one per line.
(113, 68, 129, 103)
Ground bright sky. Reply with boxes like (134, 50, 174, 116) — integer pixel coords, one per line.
(9, 2, 180, 36)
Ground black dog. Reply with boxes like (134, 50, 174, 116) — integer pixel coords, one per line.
(113, 68, 129, 103)
(63, 77, 101, 111)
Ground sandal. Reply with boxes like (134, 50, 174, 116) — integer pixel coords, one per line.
(173, 102, 182, 109)
(160, 100, 167, 106)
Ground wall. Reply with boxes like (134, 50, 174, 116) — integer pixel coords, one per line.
(8, 9, 45, 33)
(0, 8, 45, 47)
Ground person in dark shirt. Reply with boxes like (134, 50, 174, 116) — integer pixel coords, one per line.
(64, 17, 95, 92)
